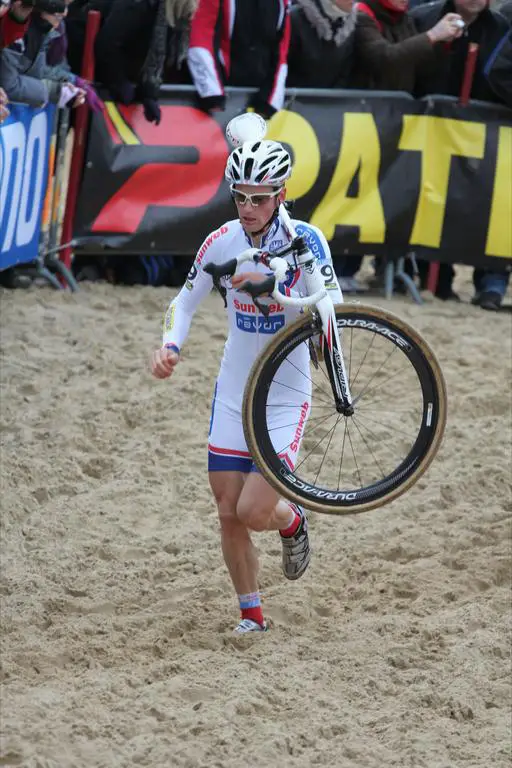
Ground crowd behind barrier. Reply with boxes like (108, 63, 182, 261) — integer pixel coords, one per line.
(1, 0, 511, 306)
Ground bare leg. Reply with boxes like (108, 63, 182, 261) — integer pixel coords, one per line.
(209, 471, 259, 595)
(237, 473, 311, 582)
(236, 473, 295, 532)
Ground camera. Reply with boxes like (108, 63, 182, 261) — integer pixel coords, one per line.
(20, 0, 67, 13)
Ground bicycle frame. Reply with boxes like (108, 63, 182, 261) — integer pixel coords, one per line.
(278, 205, 354, 415)
(205, 204, 354, 414)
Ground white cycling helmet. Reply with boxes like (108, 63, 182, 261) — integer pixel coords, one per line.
(225, 140, 292, 186)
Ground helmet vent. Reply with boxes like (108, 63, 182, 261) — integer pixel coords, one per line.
(243, 157, 255, 180)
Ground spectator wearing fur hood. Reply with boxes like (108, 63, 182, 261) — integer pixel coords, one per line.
(287, 0, 356, 87)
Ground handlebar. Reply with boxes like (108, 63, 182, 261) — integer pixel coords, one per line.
(203, 236, 328, 317)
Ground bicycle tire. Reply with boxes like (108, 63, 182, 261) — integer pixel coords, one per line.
(243, 304, 447, 515)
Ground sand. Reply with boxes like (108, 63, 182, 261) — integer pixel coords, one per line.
(0, 266, 511, 768)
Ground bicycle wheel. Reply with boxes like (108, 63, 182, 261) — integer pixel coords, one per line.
(243, 304, 447, 515)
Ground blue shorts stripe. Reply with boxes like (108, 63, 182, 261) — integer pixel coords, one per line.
(208, 382, 218, 437)
(208, 451, 254, 473)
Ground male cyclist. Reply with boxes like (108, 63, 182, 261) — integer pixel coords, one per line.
(151, 138, 343, 634)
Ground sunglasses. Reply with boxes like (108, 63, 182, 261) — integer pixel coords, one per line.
(230, 186, 281, 207)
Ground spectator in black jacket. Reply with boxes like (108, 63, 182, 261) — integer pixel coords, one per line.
(497, 0, 512, 23)
(484, 24, 512, 107)
(287, 0, 355, 88)
(66, 0, 197, 124)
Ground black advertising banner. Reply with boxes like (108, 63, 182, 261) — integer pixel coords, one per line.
(74, 87, 512, 270)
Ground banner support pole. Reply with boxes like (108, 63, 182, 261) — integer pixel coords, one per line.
(58, 10, 101, 283)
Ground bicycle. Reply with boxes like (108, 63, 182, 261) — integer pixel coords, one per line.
(204, 201, 447, 516)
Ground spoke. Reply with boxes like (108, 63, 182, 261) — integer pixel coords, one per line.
(346, 423, 363, 488)
(353, 362, 415, 405)
(267, 412, 337, 433)
(293, 416, 340, 472)
(276, 410, 336, 457)
(357, 405, 419, 414)
(281, 346, 333, 402)
(350, 332, 378, 390)
(354, 412, 418, 440)
(267, 403, 337, 413)
(337, 418, 349, 491)
(272, 379, 332, 406)
(351, 415, 407, 476)
(314, 415, 341, 485)
(355, 388, 419, 413)
(314, 343, 333, 388)
(266, 403, 330, 409)
(349, 416, 386, 480)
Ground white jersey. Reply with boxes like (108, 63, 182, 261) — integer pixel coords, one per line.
(162, 213, 343, 472)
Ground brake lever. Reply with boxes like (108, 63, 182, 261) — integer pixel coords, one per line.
(236, 276, 276, 318)
(217, 281, 228, 308)
(204, 259, 238, 309)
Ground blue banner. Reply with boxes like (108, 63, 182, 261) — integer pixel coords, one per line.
(0, 102, 55, 271)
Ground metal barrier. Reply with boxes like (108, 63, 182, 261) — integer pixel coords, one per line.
(0, 100, 76, 288)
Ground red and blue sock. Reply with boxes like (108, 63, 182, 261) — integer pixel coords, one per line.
(279, 503, 302, 538)
(238, 591, 265, 627)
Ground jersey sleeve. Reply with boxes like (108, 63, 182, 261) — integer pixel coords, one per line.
(292, 222, 344, 304)
(161, 234, 219, 350)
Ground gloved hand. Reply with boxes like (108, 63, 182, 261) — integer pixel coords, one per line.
(115, 80, 136, 105)
(75, 77, 105, 113)
(143, 98, 161, 125)
(248, 97, 276, 121)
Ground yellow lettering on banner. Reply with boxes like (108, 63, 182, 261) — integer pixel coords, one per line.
(266, 110, 321, 200)
(310, 114, 385, 242)
(399, 116, 485, 248)
(486, 126, 512, 259)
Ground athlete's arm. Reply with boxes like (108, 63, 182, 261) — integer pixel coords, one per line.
(152, 238, 219, 380)
(161, 250, 215, 352)
(291, 223, 343, 303)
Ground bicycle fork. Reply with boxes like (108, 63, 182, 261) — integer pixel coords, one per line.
(302, 260, 354, 416)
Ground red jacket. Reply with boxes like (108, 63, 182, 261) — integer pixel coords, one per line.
(0, 12, 30, 49)
(187, 0, 291, 117)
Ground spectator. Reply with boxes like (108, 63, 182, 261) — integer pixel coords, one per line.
(496, 0, 512, 23)
(484, 28, 512, 106)
(0, 0, 32, 49)
(287, 0, 356, 88)
(187, 0, 291, 118)
(336, 0, 464, 294)
(483, 2, 512, 107)
(1, 2, 86, 108)
(412, 0, 510, 310)
(42, 16, 104, 111)
(352, 0, 464, 91)
(90, 0, 198, 125)
(412, 0, 509, 102)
